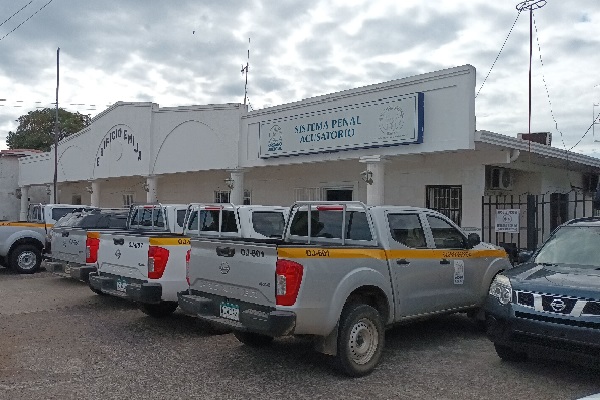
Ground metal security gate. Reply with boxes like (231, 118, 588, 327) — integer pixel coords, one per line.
(482, 192, 598, 261)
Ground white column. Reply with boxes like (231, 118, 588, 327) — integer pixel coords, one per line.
(91, 181, 101, 207)
(359, 155, 387, 206)
(19, 186, 30, 221)
(146, 175, 158, 203)
(228, 169, 245, 205)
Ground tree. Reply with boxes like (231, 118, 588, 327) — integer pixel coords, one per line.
(6, 108, 91, 151)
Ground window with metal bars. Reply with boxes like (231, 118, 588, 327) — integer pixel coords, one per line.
(425, 185, 462, 225)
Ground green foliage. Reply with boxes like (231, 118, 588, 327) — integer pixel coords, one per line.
(6, 108, 91, 151)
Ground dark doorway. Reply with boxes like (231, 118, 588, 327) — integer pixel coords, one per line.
(326, 189, 353, 201)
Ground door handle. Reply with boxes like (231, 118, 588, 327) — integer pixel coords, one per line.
(396, 259, 410, 265)
(216, 246, 235, 257)
(440, 258, 450, 265)
(61, 232, 69, 237)
(113, 238, 125, 245)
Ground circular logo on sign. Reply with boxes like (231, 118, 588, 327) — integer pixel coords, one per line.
(268, 125, 283, 152)
(379, 105, 405, 136)
(502, 214, 512, 223)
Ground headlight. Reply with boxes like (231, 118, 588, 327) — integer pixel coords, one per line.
(489, 274, 512, 305)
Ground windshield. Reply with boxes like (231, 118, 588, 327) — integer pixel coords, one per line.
(535, 225, 600, 268)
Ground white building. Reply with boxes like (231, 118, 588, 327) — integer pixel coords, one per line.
(14, 65, 600, 249)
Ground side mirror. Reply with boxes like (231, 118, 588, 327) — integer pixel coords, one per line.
(467, 233, 481, 248)
(517, 250, 533, 264)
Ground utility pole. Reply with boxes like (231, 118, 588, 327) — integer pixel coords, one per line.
(241, 38, 250, 106)
(53, 47, 60, 204)
(515, 0, 547, 136)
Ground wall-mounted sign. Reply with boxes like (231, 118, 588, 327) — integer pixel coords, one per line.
(95, 124, 142, 167)
(259, 92, 424, 158)
(495, 209, 520, 233)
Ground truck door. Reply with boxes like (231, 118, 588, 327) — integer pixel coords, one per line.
(386, 212, 443, 317)
(423, 214, 482, 309)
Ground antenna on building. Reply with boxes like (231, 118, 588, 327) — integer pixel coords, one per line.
(241, 37, 250, 106)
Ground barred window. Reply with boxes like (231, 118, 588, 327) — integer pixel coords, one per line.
(425, 185, 462, 226)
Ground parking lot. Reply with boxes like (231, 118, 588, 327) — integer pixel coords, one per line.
(0, 266, 599, 400)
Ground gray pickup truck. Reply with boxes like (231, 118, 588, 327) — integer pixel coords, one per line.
(47, 208, 129, 282)
(178, 201, 512, 376)
(0, 203, 94, 273)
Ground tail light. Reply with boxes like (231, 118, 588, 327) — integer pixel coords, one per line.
(185, 249, 191, 286)
(148, 246, 170, 279)
(275, 259, 304, 306)
(86, 237, 100, 263)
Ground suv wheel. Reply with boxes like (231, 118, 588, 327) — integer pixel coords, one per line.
(10, 244, 41, 274)
(336, 303, 384, 377)
(494, 343, 527, 362)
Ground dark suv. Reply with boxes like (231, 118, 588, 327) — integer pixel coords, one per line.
(485, 217, 600, 365)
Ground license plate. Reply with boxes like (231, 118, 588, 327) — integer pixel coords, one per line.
(219, 302, 239, 321)
(116, 279, 128, 292)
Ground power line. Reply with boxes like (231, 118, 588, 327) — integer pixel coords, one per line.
(475, 10, 522, 98)
(0, 0, 33, 29)
(532, 12, 567, 151)
(0, 0, 55, 43)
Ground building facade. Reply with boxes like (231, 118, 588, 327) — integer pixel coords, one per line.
(14, 65, 600, 247)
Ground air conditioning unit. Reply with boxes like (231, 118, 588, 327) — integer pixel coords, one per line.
(489, 168, 513, 190)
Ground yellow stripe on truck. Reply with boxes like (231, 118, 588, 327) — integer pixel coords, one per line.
(88, 231, 101, 239)
(0, 222, 47, 228)
(149, 237, 190, 246)
(277, 247, 507, 260)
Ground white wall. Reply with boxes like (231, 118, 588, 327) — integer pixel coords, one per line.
(240, 65, 476, 168)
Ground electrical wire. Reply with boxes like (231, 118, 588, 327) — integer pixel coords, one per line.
(533, 12, 567, 151)
(0, 0, 33, 29)
(568, 111, 600, 152)
(476, 9, 523, 98)
(0, 0, 55, 43)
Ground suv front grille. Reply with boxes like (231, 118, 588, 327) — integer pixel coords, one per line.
(582, 302, 600, 316)
(514, 290, 600, 318)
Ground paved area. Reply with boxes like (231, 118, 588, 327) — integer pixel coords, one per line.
(0, 266, 599, 400)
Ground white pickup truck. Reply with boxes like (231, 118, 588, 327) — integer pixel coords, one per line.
(47, 208, 129, 282)
(178, 201, 512, 376)
(89, 203, 289, 318)
(0, 203, 95, 273)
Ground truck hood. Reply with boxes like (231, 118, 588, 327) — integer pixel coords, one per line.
(505, 262, 600, 297)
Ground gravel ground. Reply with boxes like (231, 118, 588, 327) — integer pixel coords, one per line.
(0, 266, 599, 400)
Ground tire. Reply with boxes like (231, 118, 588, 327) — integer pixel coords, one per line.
(336, 303, 385, 377)
(0, 256, 6, 268)
(10, 244, 42, 274)
(466, 308, 487, 332)
(494, 343, 528, 362)
(139, 302, 178, 318)
(233, 331, 274, 347)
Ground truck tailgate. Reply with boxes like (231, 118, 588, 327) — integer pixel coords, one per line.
(97, 233, 149, 280)
(51, 228, 89, 265)
(189, 238, 278, 307)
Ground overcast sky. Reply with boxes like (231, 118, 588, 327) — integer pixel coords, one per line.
(1, 0, 600, 156)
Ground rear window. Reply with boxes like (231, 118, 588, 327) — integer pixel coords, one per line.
(176, 209, 187, 228)
(52, 207, 81, 221)
(55, 211, 128, 229)
(194, 210, 238, 233)
(289, 210, 372, 241)
(129, 207, 166, 229)
(252, 211, 286, 238)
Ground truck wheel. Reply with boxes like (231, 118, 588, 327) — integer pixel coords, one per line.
(139, 302, 178, 318)
(494, 343, 527, 362)
(10, 244, 41, 274)
(233, 331, 274, 347)
(336, 303, 384, 377)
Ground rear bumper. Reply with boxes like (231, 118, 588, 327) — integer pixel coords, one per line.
(47, 262, 97, 283)
(177, 290, 296, 337)
(89, 273, 162, 304)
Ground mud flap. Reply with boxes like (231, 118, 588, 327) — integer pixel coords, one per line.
(313, 323, 339, 356)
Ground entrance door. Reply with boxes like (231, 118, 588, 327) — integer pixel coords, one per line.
(325, 188, 353, 201)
